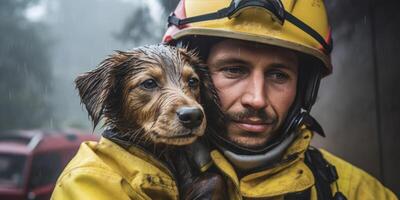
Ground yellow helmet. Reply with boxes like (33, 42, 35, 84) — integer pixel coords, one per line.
(163, 0, 333, 75)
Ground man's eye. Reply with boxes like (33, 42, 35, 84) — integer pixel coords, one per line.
(140, 79, 158, 90)
(188, 77, 199, 88)
(221, 66, 246, 78)
(267, 71, 289, 82)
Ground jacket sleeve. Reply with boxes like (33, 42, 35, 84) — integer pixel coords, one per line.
(320, 149, 398, 200)
(51, 167, 150, 200)
(345, 167, 398, 200)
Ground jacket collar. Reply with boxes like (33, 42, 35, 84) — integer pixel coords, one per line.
(210, 127, 315, 198)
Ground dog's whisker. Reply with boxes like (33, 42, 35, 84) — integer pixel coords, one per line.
(145, 134, 153, 144)
(153, 142, 158, 155)
(129, 128, 144, 144)
(137, 130, 147, 144)
(158, 145, 171, 158)
(149, 121, 157, 130)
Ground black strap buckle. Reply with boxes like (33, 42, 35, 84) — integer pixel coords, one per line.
(167, 12, 181, 27)
(229, 0, 285, 25)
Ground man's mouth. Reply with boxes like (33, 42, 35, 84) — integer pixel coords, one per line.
(231, 118, 275, 133)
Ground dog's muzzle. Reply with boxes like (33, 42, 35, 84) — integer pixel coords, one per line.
(176, 106, 204, 129)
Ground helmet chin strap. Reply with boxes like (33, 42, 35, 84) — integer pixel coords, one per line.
(210, 111, 324, 172)
(220, 128, 298, 172)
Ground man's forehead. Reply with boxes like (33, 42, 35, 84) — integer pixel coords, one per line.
(208, 39, 298, 65)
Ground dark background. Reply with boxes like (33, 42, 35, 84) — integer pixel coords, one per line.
(0, 0, 399, 196)
(313, 0, 400, 196)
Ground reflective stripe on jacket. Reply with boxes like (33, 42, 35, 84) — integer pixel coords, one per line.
(51, 129, 398, 200)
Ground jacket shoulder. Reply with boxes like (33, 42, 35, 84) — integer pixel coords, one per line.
(51, 141, 148, 200)
(51, 139, 179, 200)
(51, 166, 148, 200)
(318, 149, 398, 200)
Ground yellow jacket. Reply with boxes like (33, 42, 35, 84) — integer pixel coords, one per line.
(51, 129, 398, 200)
(209, 129, 398, 200)
(51, 137, 179, 200)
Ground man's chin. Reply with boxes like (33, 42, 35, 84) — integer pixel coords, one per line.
(227, 135, 269, 149)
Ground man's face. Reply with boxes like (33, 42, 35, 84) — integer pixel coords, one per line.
(207, 39, 299, 149)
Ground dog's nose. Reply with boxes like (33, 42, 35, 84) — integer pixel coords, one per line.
(176, 107, 203, 129)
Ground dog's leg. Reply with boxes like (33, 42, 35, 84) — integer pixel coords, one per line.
(173, 150, 228, 200)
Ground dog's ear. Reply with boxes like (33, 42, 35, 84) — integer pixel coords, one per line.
(178, 47, 223, 113)
(75, 52, 132, 128)
(179, 47, 225, 129)
(196, 65, 225, 127)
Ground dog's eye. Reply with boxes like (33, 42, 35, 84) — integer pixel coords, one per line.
(140, 79, 158, 90)
(188, 77, 199, 88)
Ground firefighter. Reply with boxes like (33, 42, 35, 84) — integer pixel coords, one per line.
(163, 0, 398, 199)
(51, 1, 398, 199)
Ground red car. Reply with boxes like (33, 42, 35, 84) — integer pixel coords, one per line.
(0, 130, 99, 200)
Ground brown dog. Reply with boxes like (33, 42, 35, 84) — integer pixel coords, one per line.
(75, 44, 226, 199)
(76, 45, 207, 146)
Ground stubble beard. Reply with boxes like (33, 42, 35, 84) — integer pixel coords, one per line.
(223, 108, 279, 149)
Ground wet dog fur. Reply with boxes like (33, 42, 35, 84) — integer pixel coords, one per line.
(75, 44, 227, 199)
(75, 44, 218, 147)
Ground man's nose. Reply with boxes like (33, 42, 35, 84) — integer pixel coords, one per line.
(241, 72, 268, 109)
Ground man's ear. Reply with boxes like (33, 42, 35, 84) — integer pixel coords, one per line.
(75, 51, 131, 128)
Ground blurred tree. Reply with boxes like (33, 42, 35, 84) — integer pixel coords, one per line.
(116, 0, 179, 44)
(115, 6, 158, 45)
(0, 0, 53, 130)
(158, 0, 180, 13)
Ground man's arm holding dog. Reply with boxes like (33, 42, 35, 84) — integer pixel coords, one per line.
(51, 139, 159, 200)
(52, 167, 142, 200)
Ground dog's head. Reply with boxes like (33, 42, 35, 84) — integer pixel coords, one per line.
(76, 45, 210, 145)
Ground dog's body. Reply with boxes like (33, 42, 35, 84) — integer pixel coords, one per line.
(62, 44, 226, 199)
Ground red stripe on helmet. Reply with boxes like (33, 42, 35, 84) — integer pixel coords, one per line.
(176, 0, 187, 19)
(317, 27, 332, 54)
(162, 0, 188, 43)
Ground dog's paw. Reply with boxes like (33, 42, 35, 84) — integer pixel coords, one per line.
(181, 172, 228, 200)
(172, 150, 228, 200)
